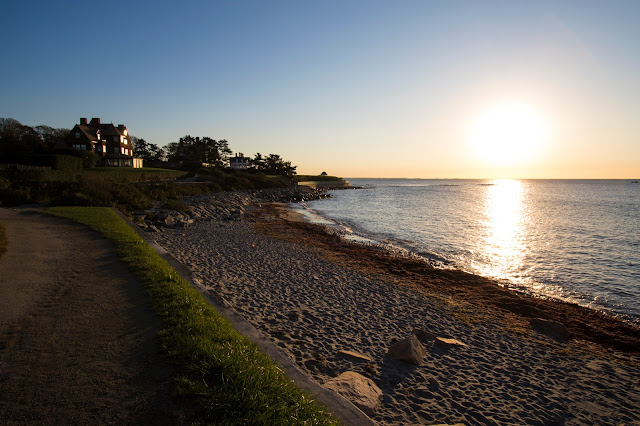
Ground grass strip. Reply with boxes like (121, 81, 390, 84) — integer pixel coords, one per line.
(45, 206, 339, 425)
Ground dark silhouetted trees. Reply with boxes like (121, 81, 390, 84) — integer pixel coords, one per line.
(0, 118, 68, 162)
(165, 135, 232, 167)
(132, 137, 165, 162)
(249, 153, 296, 177)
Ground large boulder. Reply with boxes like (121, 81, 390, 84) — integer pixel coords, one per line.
(324, 371, 383, 416)
(387, 334, 426, 365)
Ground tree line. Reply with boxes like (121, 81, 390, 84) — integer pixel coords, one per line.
(138, 135, 297, 176)
(1, 118, 297, 176)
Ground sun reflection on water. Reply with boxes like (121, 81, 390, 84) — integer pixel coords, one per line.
(480, 179, 529, 282)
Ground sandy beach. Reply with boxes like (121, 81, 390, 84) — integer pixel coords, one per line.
(153, 198, 640, 425)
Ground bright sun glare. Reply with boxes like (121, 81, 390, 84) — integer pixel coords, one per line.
(469, 102, 549, 167)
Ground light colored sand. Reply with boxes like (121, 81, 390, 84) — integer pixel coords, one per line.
(154, 217, 640, 425)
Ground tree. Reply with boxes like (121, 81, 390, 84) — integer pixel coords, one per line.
(35, 125, 69, 150)
(132, 137, 164, 162)
(249, 152, 266, 170)
(165, 135, 232, 167)
(0, 118, 50, 162)
(250, 153, 297, 177)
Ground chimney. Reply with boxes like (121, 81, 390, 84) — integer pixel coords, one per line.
(89, 117, 101, 127)
(80, 118, 87, 125)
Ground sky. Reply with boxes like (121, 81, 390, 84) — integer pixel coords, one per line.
(1, 0, 639, 178)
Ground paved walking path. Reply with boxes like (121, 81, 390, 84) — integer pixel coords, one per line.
(0, 208, 194, 424)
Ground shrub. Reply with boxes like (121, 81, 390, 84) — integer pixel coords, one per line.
(53, 155, 83, 172)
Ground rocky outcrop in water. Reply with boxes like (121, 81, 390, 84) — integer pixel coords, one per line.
(135, 186, 327, 231)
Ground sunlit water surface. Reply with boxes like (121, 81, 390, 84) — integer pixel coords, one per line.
(304, 179, 640, 323)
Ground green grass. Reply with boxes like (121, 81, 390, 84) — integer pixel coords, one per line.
(0, 221, 6, 259)
(44, 207, 339, 425)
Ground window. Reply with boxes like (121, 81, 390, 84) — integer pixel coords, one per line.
(75, 132, 80, 139)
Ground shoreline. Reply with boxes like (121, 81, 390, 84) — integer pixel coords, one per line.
(152, 198, 640, 424)
(297, 199, 640, 328)
(269, 203, 640, 355)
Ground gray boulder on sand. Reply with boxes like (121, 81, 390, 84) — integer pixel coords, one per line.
(387, 334, 426, 365)
(529, 318, 571, 341)
(324, 371, 383, 416)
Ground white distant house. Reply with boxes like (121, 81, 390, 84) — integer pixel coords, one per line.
(230, 153, 250, 169)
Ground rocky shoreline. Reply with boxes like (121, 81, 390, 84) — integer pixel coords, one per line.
(152, 200, 640, 425)
(134, 186, 327, 231)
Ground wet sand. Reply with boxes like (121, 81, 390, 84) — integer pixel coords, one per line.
(154, 202, 640, 425)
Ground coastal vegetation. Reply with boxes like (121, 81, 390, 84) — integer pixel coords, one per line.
(1, 117, 304, 211)
(0, 166, 296, 211)
(45, 206, 338, 425)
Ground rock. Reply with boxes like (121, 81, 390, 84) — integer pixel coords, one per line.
(337, 350, 372, 362)
(387, 334, 426, 365)
(324, 371, 382, 416)
(164, 215, 176, 226)
(529, 318, 571, 341)
(434, 337, 468, 348)
(413, 328, 437, 342)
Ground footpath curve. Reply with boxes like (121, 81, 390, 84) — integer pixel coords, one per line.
(0, 207, 194, 424)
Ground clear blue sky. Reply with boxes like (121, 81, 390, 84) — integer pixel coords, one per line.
(1, 0, 639, 178)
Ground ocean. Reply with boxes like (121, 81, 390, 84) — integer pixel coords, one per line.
(301, 179, 640, 324)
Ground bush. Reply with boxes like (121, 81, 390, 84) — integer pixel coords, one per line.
(0, 177, 31, 206)
(53, 155, 83, 172)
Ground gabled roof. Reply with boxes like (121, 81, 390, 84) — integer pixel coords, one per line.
(99, 123, 123, 136)
(72, 124, 100, 142)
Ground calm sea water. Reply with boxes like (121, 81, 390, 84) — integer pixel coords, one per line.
(303, 179, 640, 324)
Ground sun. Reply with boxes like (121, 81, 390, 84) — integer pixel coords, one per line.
(468, 102, 549, 166)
